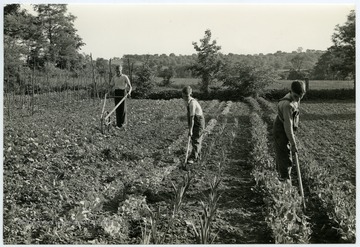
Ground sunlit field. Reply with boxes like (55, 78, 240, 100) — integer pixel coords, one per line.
(3, 91, 355, 244)
(154, 78, 354, 91)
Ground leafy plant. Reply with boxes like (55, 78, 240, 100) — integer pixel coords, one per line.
(189, 176, 222, 244)
(246, 97, 311, 243)
(141, 172, 192, 244)
(256, 96, 356, 242)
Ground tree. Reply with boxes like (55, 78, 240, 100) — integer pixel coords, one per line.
(312, 10, 355, 83)
(133, 63, 155, 97)
(4, 4, 42, 91)
(332, 10, 355, 82)
(311, 46, 346, 80)
(290, 54, 305, 72)
(219, 61, 277, 97)
(158, 66, 176, 86)
(191, 29, 222, 94)
(33, 4, 84, 69)
(95, 58, 108, 77)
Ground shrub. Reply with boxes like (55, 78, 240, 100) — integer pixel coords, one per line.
(132, 64, 155, 98)
(218, 63, 277, 97)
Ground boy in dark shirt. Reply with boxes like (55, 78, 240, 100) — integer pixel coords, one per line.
(273, 80, 306, 181)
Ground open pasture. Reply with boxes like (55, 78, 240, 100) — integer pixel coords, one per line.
(3, 93, 355, 244)
(266, 79, 354, 90)
(153, 78, 354, 91)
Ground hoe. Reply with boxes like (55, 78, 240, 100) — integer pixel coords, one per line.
(182, 136, 191, 170)
(100, 92, 130, 134)
(294, 152, 306, 210)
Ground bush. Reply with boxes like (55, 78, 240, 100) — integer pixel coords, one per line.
(132, 64, 155, 98)
(219, 63, 277, 97)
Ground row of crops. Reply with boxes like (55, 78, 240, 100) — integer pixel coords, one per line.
(3, 93, 355, 243)
(255, 96, 355, 242)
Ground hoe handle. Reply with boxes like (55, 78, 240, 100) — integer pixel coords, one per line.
(184, 136, 191, 165)
(104, 92, 129, 120)
(294, 152, 306, 210)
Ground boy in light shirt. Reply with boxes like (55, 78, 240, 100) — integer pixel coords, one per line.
(182, 86, 205, 165)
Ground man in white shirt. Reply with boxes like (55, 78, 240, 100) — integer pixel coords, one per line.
(110, 65, 132, 129)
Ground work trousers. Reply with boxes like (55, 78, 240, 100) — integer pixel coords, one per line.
(189, 115, 205, 161)
(114, 89, 127, 127)
(273, 115, 292, 179)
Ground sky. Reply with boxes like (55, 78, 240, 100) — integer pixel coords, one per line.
(15, 1, 356, 60)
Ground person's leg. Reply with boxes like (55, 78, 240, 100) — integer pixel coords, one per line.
(114, 89, 127, 128)
(275, 140, 292, 179)
(190, 133, 200, 161)
(273, 118, 292, 180)
(190, 116, 205, 162)
(114, 89, 122, 128)
(118, 89, 126, 127)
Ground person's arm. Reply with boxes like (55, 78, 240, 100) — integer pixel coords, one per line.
(125, 75, 132, 95)
(188, 102, 195, 136)
(293, 112, 299, 131)
(282, 103, 297, 153)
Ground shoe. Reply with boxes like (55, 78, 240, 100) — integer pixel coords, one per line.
(187, 159, 194, 164)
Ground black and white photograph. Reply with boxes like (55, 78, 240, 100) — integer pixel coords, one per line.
(2, 0, 356, 244)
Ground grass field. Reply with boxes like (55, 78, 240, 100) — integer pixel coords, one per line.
(3, 92, 355, 244)
(266, 79, 354, 90)
(154, 77, 354, 91)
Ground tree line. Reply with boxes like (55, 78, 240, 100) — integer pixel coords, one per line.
(4, 4, 355, 96)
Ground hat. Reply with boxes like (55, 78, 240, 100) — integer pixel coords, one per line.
(291, 80, 306, 95)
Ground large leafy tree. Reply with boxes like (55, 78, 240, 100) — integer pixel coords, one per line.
(332, 10, 355, 81)
(191, 29, 222, 94)
(312, 10, 355, 83)
(4, 4, 42, 91)
(4, 4, 27, 74)
(33, 4, 85, 69)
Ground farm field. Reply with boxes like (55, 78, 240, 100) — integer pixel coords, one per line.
(3, 93, 355, 244)
(266, 79, 354, 90)
(153, 78, 354, 92)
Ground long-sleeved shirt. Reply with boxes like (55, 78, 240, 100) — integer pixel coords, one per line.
(277, 93, 300, 147)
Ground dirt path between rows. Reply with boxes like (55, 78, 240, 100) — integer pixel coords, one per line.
(148, 101, 273, 244)
(212, 102, 273, 243)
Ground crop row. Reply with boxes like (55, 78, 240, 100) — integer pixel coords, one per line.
(245, 97, 311, 243)
(197, 101, 274, 243)
(3, 97, 226, 244)
(256, 96, 355, 242)
(125, 99, 232, 244)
